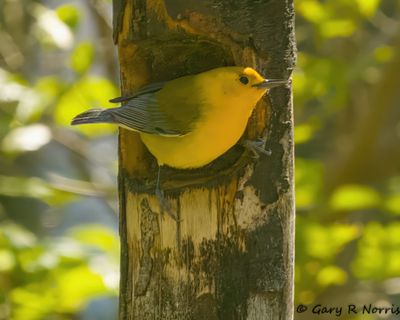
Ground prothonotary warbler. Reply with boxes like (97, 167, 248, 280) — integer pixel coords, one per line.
(71, 66, 287, 169)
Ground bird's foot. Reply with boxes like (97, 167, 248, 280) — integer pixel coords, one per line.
(242, 138, 272, 159)
(155, 188, 181, 222)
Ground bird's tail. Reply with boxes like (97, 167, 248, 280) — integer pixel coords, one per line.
(71, 108, 113, 125)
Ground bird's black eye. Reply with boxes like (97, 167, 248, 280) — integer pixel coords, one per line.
(239, 76, 249, 85)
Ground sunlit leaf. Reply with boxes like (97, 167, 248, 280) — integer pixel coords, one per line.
(0, 222, 37, 248)
(0, 69, 44, 124)
(56, 265, 108, 312)
(51, 238, 88, 262)
(294, 124, 313, 144)
(295, 159, 323, 209)
(34, 4, 73, 49)
(34, 76, 64, 102)
(320, 20, 356, 38)
(55, 76, 118, 137)
(352, 223, 400, 279)
(17, 246, 46, 273)
(0, 249, 16, 272)
(0, 69, 28, 102)
(2, 124, 51, 153)
(384, 194, 400, 215)
(0, 176, 53, 200)
(355, 0, 380, 17)
(317, 265, 347, 287)
(11, 287, 57, 320)
(298, 220, 359, 260)
(297, 0, 327, 23)
(56, 4, 80, 29)
(330, 184, 381, 211)
(0, 176, 75, 205)
(292, 71, 306, 96)
(71, 42, 94, 75)
(69, 225, 119, 254)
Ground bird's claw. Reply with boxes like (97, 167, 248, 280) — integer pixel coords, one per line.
(243, 138, 272, 159)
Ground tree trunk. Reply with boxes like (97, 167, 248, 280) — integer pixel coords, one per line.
(113, 0, 296, 319)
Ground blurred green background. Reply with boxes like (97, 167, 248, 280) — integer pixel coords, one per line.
(0, 0, 399, 319)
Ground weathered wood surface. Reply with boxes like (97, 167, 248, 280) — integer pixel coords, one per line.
(113, 0, 296, 319)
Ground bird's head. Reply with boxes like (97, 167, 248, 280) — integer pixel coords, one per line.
(210, 67, 288, 105)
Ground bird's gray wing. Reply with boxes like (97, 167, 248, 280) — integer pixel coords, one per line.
(107, 93, 191, 136)
(109, 82, 166, 103)
(107, 78, 201, 136)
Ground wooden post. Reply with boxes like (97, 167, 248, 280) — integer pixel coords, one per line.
(113, 0, 296, 319)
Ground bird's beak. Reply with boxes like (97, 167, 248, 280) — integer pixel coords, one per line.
(253, 79, 288, 89)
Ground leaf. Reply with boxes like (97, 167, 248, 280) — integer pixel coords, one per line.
(0, 222, 37, 249)
(34, 4, 73, 49)
(0, 176, 75, 205)
(55, 76, 118, 137)
(297, 218, 359, 260)
(11, 286, 57, 320)
(56, 4, 80, 29)
(34, 76, 65, 103)
(329, 184, 381, 211)
(69, 225, 119, 255)
(0, 249, 16, 272)
(355, 0, 380, 17)
(384, 194, 400, 215)
(352, 223, 400, 280)
(56, 265, 108, 312)
(2, 124, 51, 153)
(295, 158, 323, 209)
(297, 0, 327, 23)
(294, 121, 321, 145)
(319, 19, 357, 38)
(71, 42, 94, 75)
(317, 265, 347, 287)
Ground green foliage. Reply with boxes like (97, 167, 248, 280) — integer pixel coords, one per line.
(385, 194, 400, 215)
(55, 76, 118, 137)
(56, 4, 81, 30)
(295, 158, 323, 209)
(355, 0, 381, 17)
(300, 221, 359, 260)
(352, 223, 400, 280)
(0, 1, 118, 319)
(329, 184, 381, 211)
(294, 0, 400, 310)
(71, 42, 95, 74)
(0, 175, 75, 205)
(0, 222, 118, 320)
(69, 225, 120, 257)
(296, 218, 359, 302)
(0, 0, 398, 317)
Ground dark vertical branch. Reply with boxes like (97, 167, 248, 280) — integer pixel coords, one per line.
(113, 0, 296, 319)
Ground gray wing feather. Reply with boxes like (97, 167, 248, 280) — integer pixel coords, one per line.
(107, 93, 186, 136)
(107, 80, 199, 136)
(109, 82, 166, 103)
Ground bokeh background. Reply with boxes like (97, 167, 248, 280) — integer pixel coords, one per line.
(0, 0, 399, 319)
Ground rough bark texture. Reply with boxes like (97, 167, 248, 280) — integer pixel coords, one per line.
(113, 0, 296, 319)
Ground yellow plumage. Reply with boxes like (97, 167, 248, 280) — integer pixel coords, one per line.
(71, 66, 286, 169)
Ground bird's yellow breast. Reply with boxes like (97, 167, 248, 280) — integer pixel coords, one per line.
(140, 79, 259, 168)
(71, 66, 282, 167)
(139, 67, 268, 168)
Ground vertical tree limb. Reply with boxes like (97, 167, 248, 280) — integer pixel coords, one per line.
(113, 0, 296, 319)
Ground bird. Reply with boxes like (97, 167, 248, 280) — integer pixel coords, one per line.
(71, 66, 287, 169)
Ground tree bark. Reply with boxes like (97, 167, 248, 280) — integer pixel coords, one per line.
(113, 0, 296, 319)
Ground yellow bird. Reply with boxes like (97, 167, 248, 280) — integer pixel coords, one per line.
(71, 66, 287, 169)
